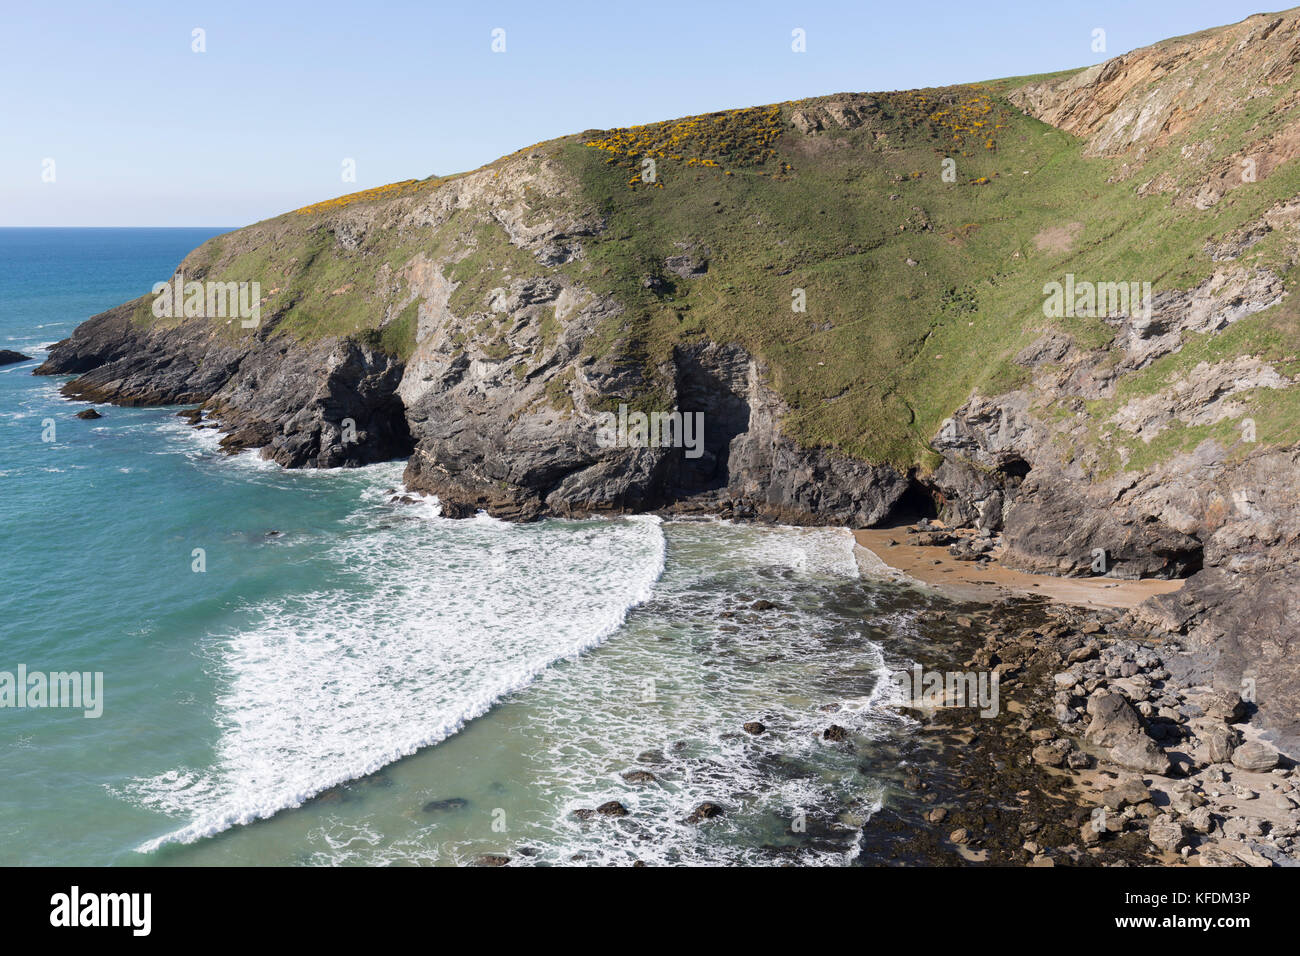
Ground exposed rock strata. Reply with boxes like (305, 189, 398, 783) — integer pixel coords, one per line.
(35, 304, 411, 468)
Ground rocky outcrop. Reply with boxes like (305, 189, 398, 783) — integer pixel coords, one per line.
(0, 349, 31, 365)
(36, 303, 411, 468)
(1008, 11, 1300, 205)
(788, 95, 879, 134)
(400, 334, 908, 524)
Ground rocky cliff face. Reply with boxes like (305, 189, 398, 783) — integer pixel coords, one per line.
(39, 150, 909, 526)
(399, 331, 908, 524)
(930, 21, 1300, 750)
(36, 304, 410, 467)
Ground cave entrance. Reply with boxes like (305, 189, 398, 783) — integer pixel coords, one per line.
(887, 473, 940, 524)
(663, 346, 751, 498)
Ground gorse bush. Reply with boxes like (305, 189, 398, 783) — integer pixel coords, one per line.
(583, 106, 788, 187)
(294, 178, 438, 216)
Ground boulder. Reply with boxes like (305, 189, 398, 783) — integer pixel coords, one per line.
(1186, 806, 1216, 834)
(1032, 744, 1067, 767)
(1101, 778, 1151, 811)
(1205, 690, 1247, 723)
(1111, 737, 1174, 775)
(1085, 693, 1172, 774)
(1193, 719, 1239, 764)
(1196, 844, 1245, 867)
(1231, 741, 1280, 772)
(1148, 817, 1187, 853)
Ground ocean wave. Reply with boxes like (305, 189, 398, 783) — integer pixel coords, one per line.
(126, 503, 668, 851)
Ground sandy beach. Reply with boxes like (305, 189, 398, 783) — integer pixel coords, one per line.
(853, 525, 1185, 610)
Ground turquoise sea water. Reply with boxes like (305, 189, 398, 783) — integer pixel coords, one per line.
(0, 229, 931, 866)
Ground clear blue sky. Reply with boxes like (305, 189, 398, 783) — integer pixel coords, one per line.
(1, 0, 1277, 226)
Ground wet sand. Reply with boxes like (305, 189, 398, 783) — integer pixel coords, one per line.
(853, 526, 1184, 610)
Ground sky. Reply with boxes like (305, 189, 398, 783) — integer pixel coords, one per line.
(0, 0, 1281, 226)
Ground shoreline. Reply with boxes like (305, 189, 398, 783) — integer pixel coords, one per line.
(852, 524, 1185, 609)
(847, 519, 1298, 866)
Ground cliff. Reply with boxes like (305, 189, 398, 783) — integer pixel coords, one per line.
(37, 9, 1300, 750)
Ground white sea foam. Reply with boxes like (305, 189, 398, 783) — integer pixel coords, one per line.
(127, 501, 667, 851)
(462, 520, 905, 867)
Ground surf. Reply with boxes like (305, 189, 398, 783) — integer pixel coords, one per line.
(127, 502, 668, 852)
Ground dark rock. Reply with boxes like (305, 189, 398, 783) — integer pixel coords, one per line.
(596, 800, 629, 817)
(620, 770, 656, 784)
(742, 721, 766, 736)
(822, 724, 850, 742)
(684, 802, 725, 824)
(36, 305, 412, 468)
(664, 253, 708, 279)
(402, 340, 910, 525)
(422, 797, 468, 813)
(0, 350, 32, 365)
(74, 408, 102, 419)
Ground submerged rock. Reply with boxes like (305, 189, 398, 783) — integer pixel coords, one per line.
(422, 797, 469, 813)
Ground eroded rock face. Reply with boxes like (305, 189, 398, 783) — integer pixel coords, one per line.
(789, 95, 879, 134)
(36, 305, 412, 468)
(400, 335, 908, 525)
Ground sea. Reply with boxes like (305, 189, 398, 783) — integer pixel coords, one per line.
(0, 228, 944, 866)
